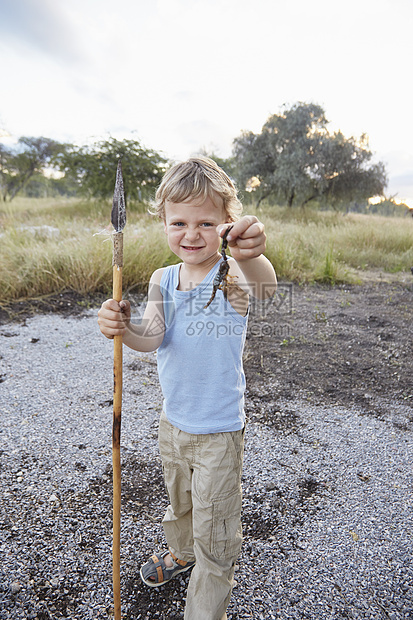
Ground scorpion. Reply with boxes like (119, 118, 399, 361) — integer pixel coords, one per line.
(204, 225, 236, 309)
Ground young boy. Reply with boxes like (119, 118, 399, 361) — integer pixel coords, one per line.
(98, 157, 277, 620)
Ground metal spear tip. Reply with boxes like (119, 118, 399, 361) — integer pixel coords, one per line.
(111, 159, 126, 232)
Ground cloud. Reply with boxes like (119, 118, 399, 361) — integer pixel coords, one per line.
(387, 168, 413, 203)
(388, 172, 413, 201)
(175, 119, 235, 157)
(0, 0, 412, 202)
(391, 172, 413, 187)
(0, 0, 82, 63)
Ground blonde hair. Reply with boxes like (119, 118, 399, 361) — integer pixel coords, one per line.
(153, 156, 243, 222)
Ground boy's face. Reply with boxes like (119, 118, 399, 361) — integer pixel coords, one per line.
(164, 195, 227, 267)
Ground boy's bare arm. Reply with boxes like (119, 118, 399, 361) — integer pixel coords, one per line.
(220, 216, 277, 299)
(98, 268, 165, 352)
(230, 254, 277, 299)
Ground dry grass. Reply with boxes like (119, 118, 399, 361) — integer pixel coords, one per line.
(260, 206, 413, 284)
(1, 198, 412, 301)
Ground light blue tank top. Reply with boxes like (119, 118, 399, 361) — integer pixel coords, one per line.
(157, 260, 248, 434)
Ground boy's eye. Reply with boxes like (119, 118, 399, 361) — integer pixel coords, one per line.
(201, 222, 214, 227)
(172, 222, 185, 227)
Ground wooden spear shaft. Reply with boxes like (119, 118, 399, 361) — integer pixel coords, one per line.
(111, 159, 126, 620)
(112, 232, 123, 620)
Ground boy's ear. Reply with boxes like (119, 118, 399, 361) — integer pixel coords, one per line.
(163, 221, 168, 234)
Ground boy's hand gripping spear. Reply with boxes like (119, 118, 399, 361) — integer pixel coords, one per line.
(111, 159, 126, 620)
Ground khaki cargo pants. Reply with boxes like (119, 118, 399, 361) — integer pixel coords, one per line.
(158, 411, 245, 620)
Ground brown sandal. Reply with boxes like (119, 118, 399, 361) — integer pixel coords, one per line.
(140, 550, 195, 587)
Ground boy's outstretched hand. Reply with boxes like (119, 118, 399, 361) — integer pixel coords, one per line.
(217, 216, 266, 262)
(98, 299, 131, 339)
(217, 215, 276, 300)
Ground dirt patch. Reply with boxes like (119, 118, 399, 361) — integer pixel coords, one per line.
(0, 290, 107, 324)
(0, 290, 151, 325)
(244, 280, 413, 424)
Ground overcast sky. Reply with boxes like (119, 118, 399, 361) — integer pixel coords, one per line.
(1, 0, 412, 204)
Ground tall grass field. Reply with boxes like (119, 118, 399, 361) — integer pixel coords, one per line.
(1, 197, 412, 302)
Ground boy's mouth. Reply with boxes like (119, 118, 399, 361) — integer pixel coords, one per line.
(181, 245, 203, 251)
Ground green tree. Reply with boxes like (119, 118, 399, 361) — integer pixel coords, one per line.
(22, 172, 79, 198)
(0, 136, 64, 201)
(233, 103, 328, 207)
(58, 137, 168, 202)
(233, 102, 387, 208)
(307, 131, 387, 208)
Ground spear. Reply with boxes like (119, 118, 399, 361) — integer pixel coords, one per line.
(111, 159, 126, 620)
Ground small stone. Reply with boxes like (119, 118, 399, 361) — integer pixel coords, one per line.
(11, 581, 21, 594)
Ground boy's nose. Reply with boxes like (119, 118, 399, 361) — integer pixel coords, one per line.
(185, 228, 199, 241)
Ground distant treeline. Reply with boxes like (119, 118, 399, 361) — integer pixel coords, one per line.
(0, 102, 409, 215)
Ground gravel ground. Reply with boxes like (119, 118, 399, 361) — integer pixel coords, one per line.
(1, 300, 412, 619)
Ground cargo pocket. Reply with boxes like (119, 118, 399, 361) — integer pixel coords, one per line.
(211, 490, 243, 560)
